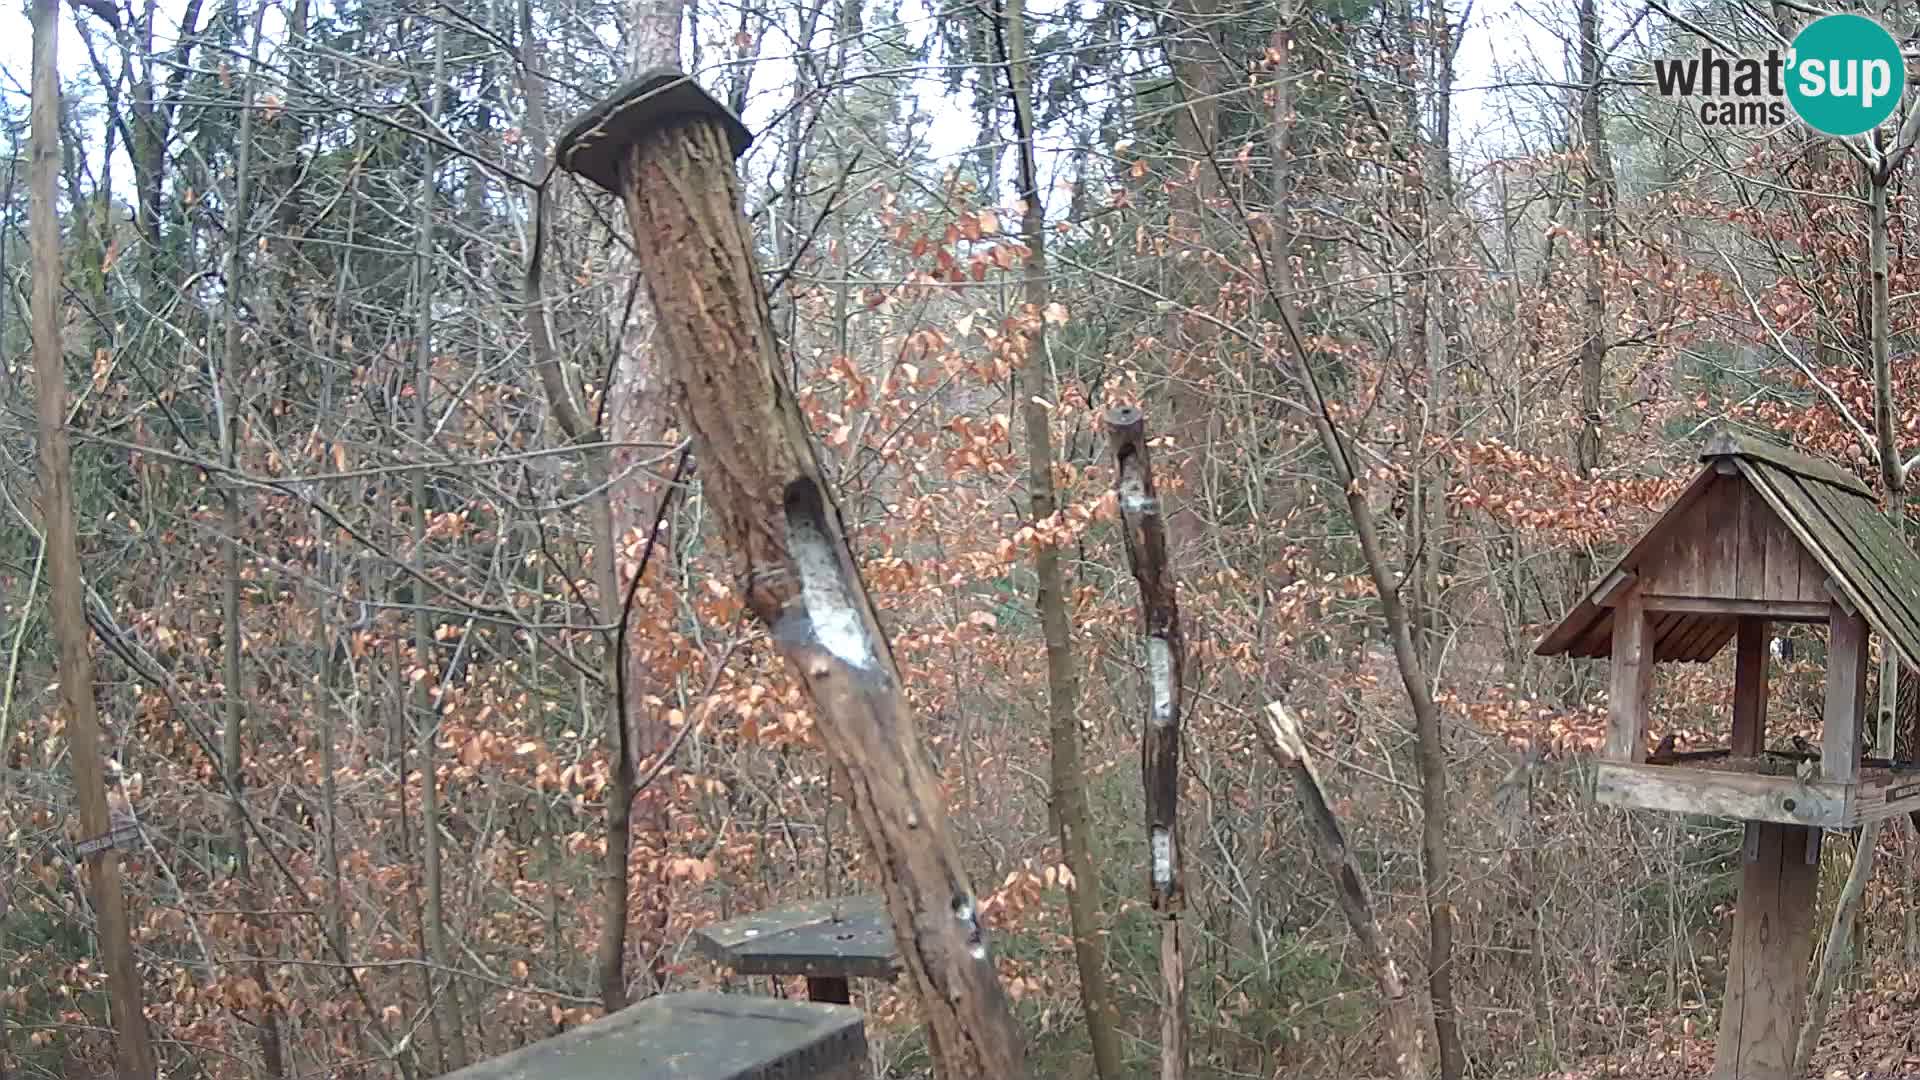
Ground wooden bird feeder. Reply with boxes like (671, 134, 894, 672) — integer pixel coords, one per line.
(692, 895, 901, 1005)
(1539, 430, 1920, 1080)
(442, 991, 867, 1080)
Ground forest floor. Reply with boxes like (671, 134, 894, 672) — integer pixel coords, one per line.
(1543, 966, 1920, 1078)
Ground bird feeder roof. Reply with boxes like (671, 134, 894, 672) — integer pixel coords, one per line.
(1536, 431, 1920, 672)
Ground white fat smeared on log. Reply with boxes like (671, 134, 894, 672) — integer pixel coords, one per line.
(1150, 826, 1173, 890)
(786, 493, 877, 670)
(952, 893, 988, 960)
(1148, 637, 1174, 728)
(1118, 462, 1158, 517)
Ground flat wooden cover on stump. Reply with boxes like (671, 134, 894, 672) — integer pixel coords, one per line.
(442, 991, 867, 1079)
(693, 896, 900, 981)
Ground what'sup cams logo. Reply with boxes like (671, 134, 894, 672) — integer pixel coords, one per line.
(1653, 13, 1906, 136)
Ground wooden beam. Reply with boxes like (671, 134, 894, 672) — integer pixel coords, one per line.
(1594, 763, 1847, 827)
(1638, 596, 1830, 621)
(1733, 618, 1770, 758)
(1824, 606, 1869, 784)
(1713, 823, 1818, 1080)
(1823, 578, 1859, 618)
(1594, 568, 1637, 607)
(1845, 772, 1920, 825)
(1607, 593, 1655, 762)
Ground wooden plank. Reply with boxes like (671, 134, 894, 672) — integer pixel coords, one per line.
(1669, 613, 1729, 661)
(1701, 429, 1873, 498)
(1607, 594, 1655, 762)
(1537, 466, 1722, 657)
(1705, 477, 1742, 597)
(1739, 463, 1912, 662)
(1748, 482, 1825, 603)
(1847, 772, 1920, 825)
(1824, 606, 1869, 784)
(1713, 823, 1818, 1080)
(1790, 474, 1920, 671)
(1688, 621, 1739, 664)
(1593, 568, 1637, 607)
(1732, 476, 1770, 601)
(1639, 596, 1829, 620)
(442, 991, 869, 1080)
(1733, 618, 1770, 757)
(1593, 763, 1847, 826)
(692, 896, 900, 981)
(1805, 480, 1920, 671)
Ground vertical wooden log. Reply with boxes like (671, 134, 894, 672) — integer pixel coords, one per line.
(1732, 617, 1770, 758)
(1606, 593, 1654, 762)
(1106, 407, 1188, 1080)
(555, 72, 1028, 1079)
(1825, 607, 1868, 784)
(1714, 822, 1818, 1080)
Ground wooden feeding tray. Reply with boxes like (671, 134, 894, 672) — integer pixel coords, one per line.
(1597, 748, 1920, 828)
(442, 990, 867, 1080)
(693, 895, 901, 1004)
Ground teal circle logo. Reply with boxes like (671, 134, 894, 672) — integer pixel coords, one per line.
(1787, 14, 1905, 136)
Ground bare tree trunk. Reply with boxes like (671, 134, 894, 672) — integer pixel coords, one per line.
(1571, 0, 1611, 604)
(1260, 237, 1463, 1080)
(1257, 705, 1427, 1079)
(215, 6, 284, 1073)
(559, 76, 1030, 1078)
(1255, 10, 1461, 1075)
(411, 20, 468, 1068)
(1108, 408, 1188, 1080)
(998, 3, 1123, 1075)
(29, 0, 157, 1072)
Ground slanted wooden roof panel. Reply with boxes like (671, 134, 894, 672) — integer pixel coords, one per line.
(1537, 431, 1920, 676)
(1744, 459, 1920, 673)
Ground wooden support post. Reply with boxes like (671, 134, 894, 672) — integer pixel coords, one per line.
(1714, 822, 1818, 1080)
(1733, 617, 1770, 758)
(1607, 592, 1654, 762)
(1106, 406, 1189, 1080)
(554, 71, 1028, 1079)
(1825, 606, 1869, 784)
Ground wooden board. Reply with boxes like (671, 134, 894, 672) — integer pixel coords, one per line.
(693, 896, 900, 981)
(1607, 594, 1654, 762)
(1732, 618, 1769, 758)
(442, 991, 868, 1080)
(1713, 823, 1817, 1080)
(1593, 763, 1847, 827)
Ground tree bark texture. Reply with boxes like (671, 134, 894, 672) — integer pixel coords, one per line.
(997, 1, 1123, 1074)
(30, 0, 158, 1073)
(598, 110, 1029, 1079)
(1108, 406, 1189, 1080)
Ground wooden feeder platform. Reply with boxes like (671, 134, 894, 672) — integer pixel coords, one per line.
(692, 895, 900, 1004)
(1596, 755, 1920, 828)
(442, 990, 867, 1080)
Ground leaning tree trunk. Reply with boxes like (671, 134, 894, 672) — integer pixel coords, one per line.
(995, 1, 1123, 1074)
(554, 73, 1029, 1079)
(1258, 704, 1428, 1080)
(30, 0, 158, 1073)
